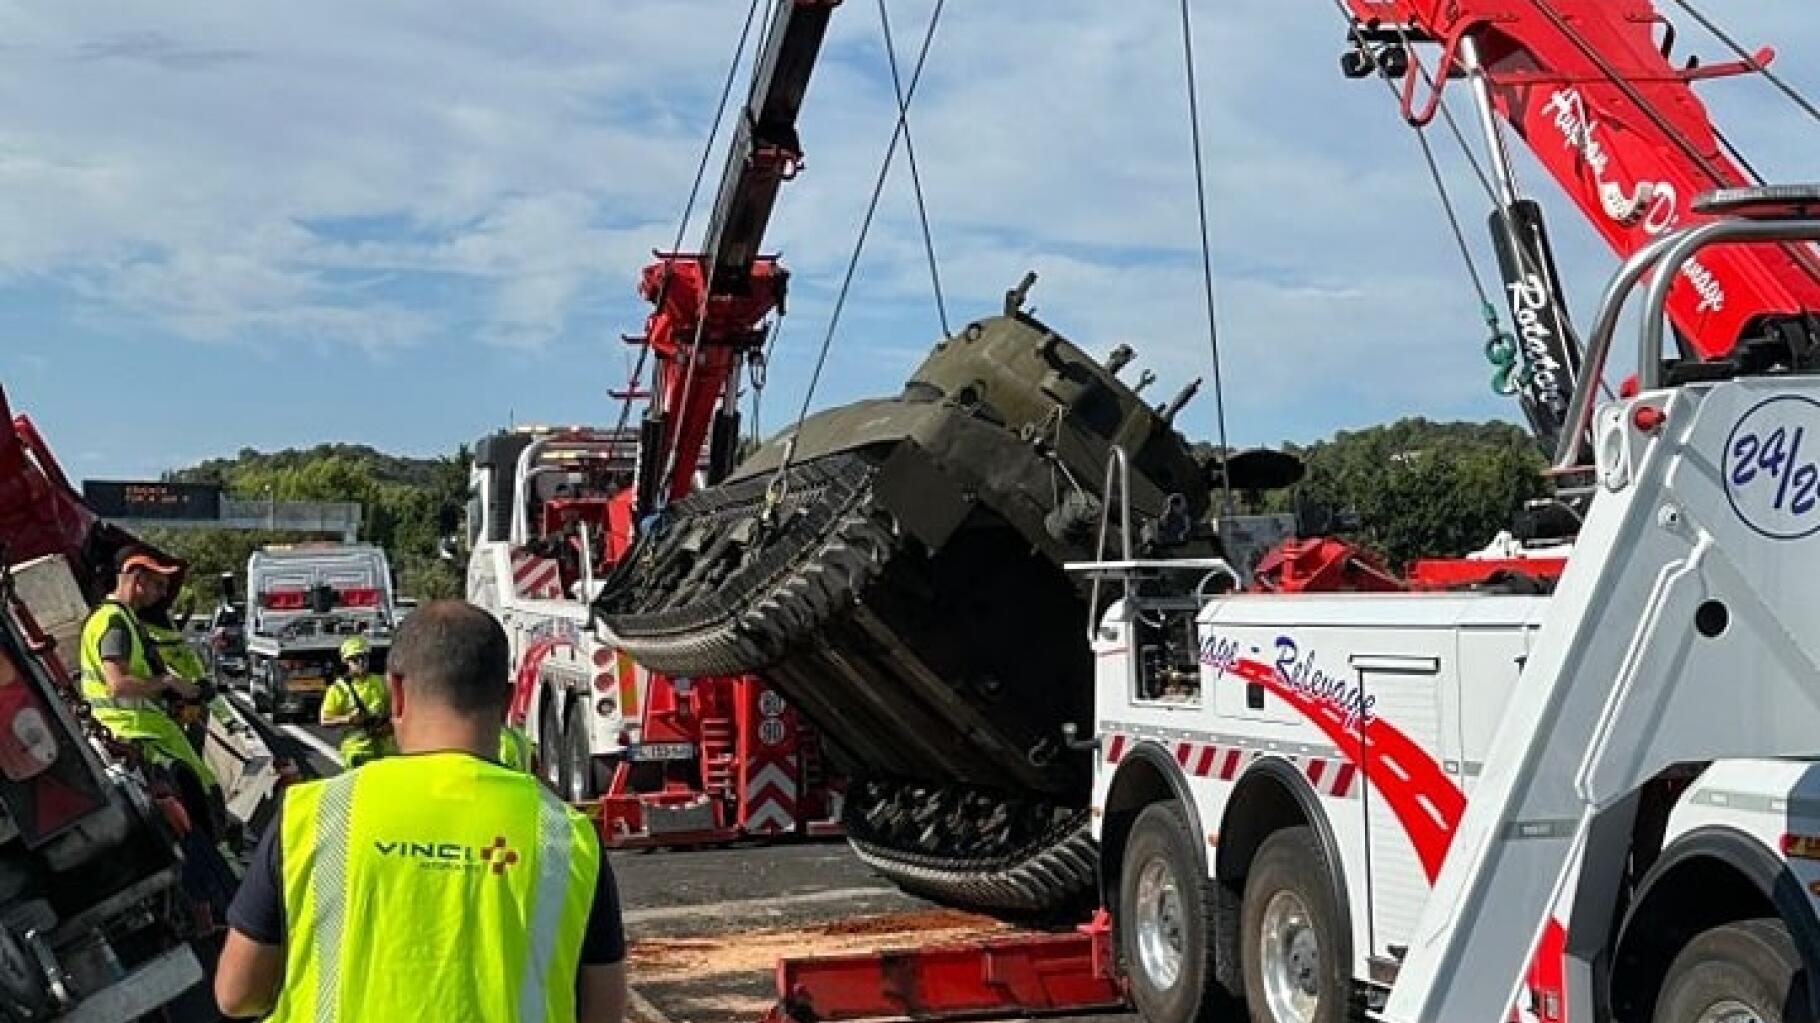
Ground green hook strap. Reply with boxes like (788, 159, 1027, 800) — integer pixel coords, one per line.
(1480, 301, 1527, 397)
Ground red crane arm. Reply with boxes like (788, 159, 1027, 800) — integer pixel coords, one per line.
(630, 1, 839, 513)
(1341, 0, 1820, 361)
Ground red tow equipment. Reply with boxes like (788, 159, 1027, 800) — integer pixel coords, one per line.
(760, 913, 1124, 1023)
(597, 675, 842, 847)
(579, 1, 845, 849)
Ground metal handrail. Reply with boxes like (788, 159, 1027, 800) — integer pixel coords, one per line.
(1550, 232, 1683, 470)
(1553, 214, 1820, 471)
(1640, 218, 1820, 389)
(1085, 447, 1134, 643)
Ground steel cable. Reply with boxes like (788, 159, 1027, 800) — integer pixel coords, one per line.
(764, 0, 947, 507)
(877, 0, 951, 339)
(612, 0, 767, 453)
(1178, 0, 1236, 518)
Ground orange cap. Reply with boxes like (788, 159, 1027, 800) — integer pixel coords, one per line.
(117, 549, 181, 576)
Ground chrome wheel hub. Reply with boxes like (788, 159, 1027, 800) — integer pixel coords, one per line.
(1133, 856, 1186, 990)
(1260, 889, 1321, 1023)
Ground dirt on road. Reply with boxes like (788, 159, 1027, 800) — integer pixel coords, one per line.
(629, 908, 1008, 982)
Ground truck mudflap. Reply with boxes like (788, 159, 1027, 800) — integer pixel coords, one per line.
(58, 944, 203, 1023)
(760, 911, 1122, 1023)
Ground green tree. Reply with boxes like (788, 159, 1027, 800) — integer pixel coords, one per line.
(164, 444, 473, 601)
(1266, 418, 1549, 568)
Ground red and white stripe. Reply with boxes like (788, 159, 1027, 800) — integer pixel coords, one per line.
(1104, 732, 1358, 799)
(1300, 755, 1359, 800)
(511, 551, 562, 600)
(743, 760, 798, 834)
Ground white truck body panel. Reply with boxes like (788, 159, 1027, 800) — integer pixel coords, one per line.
(1092, 379, 1820, 1021)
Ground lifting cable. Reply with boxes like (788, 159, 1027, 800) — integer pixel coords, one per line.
(1412, 116, 1524, 393)
(877, 0, 951, 339)
(746, 0, 949, 459)
(761, 0, 948, 517)
(1667, 0, 1820, 127)
(1177, 0, 1236, 519)
(612, 0, 767, 455)
(748, 313, 784, 446)
(1330, 0, 1526, 397)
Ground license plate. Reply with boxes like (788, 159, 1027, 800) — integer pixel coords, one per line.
(286, 677, 326, 693)
(627, 743, 695, 762)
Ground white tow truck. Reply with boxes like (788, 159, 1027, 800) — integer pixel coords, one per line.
(466, 427, 648, 801)
(1085, 199, 1820, 1023)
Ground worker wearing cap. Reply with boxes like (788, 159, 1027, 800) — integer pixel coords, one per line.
(78, 548, 217, 792)
(318, 636, 396, 768)
(499, 722, 533, 773)
(217, 600, 627, 1022)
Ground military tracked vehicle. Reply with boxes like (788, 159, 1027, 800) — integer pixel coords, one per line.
(596, 279, 1238, 912)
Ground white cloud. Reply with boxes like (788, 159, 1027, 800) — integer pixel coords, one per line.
(0, 0, 1814, 448)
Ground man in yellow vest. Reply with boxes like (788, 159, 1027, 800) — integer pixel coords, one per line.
(78, 548, 217, 794)
(215, 600, 627, 1022)
(318, 636, 397, 768)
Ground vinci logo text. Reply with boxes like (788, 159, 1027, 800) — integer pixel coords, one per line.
(373, 837, 520, 875)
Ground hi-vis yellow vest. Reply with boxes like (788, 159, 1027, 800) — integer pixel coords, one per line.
(270, 752, 600, 1023)
(79, 602, 219, 789)
(79, 601, 162, 729)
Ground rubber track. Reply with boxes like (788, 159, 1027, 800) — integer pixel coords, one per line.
(847, 812, 1098, 915)
(600, 449, 1098, 915)
(599, 458, 903, 677)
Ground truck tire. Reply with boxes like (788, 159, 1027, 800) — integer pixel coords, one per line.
(539, 694, 569, 797)
(1654, 918, 1814, 1023)
(1240, 827, 1350, 1023)
(563, 698, 595, 802)
(1119, 801, 1227, 1023)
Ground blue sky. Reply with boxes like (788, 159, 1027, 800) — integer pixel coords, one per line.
(0, 2, 1814, 482)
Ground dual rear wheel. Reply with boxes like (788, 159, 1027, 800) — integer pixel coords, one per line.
(1118, 803, 1346, 1023)
(536, 693, 599, 802)
(1118, 800, 1814, 1023)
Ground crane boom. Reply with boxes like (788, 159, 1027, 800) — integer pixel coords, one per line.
(629, 0, 838, 515)
(1340, 0, 1820, 448)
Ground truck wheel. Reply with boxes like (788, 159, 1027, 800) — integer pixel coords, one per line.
(562, 698, 595, 802)
(1241, 827, 1350, 1023)
(1654, 918, 1814, 1023)
(539, 694, 570, 797)
(1119, 801, 1225, 1023)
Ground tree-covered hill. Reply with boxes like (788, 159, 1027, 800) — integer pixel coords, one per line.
(141, 444, 472, 609)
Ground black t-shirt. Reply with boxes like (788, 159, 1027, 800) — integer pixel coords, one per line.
(227, 794, 625, 965)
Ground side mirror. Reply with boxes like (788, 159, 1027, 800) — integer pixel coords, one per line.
(217, 572, 238, 605)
